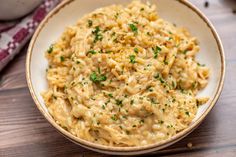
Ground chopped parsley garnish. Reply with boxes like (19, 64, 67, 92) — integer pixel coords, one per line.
(159, 120, 164, 124)
(47, 45, 53, 54)
(108, 93, 113, 98)
(111, 32, 116, 36)
(88, 50, 97, 54)
(92, 26, 103, 43)
(97, 67, 101, 74)
(149, 88, 153, 92)
(172, 81, 176, 88)
(60, 56, 65, 62)
(129, 23, 138, 33)
(76, 61, 80, 64)
(102, 105, 105, 110)
(182, 50, 188, 54)
(114, 12, 119, 19)
(140, 119, 144, 124)
(154, 73, 165, 84)
(154, 74, 160, 79)
(130, 99, 134, 105)
(115, 99, 123, 107)
(129, 55, 136, 64)
(192, 81, 197, 89)
(150, 98, 157, 104)
(197, 63, 206, 67)
(172, 98, 176, 103)
(164, 60, 168, 65)
(122, 115, 127, 119)
(105, 50, 112, 54)
(90, 72, 107, 83)
(134, 47, 139, 53)
(111, 115, 118, 121)
(152, 46, 162, 59)
(185, 111, 190, 116)
(88, 20, 93, 27)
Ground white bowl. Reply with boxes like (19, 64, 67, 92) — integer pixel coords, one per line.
(26, 0, 225, 155)
(0, 0, 43, 20)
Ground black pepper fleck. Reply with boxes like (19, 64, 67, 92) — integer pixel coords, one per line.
(204, 1, 209, 8)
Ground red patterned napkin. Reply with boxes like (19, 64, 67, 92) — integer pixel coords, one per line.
(0, 0, 61, 71)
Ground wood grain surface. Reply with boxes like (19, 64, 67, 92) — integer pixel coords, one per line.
(0, 0, 236, 156)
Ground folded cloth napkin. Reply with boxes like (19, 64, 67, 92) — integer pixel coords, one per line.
(0, 0, 61, 72)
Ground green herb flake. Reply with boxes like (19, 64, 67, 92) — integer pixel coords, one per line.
(164, 60, 168, 65)
(60, 56, 65, 62)
(108, 93, 113, 98)
(47, 45, 53, 54)
(185, 111, 190, 116)
(154, 73, 165, 84)
(130, 99, 134, 105)
(53, 95, 57, 100)
(115, 99, 123, 107)
(150, 98, 157, 104)
(88, 50, 97, 54)
(129, 55, 136, 64)
(192, 81, 197, 89)
(182, 50, 188, 54)
(134, 47, 138, 53)
(114, 12, 119, 19)
(105, 50, 112, 54)
(122, 115, 127, 119)
(197, 63, 206, 67)
(111, 115, 118, 121)
(152, 46, 162, 59)
(88, 20, 93, 27)
(154, 73, 160, 79)
(102, 105, 105, 110)
(92, 26, 103, 43)
(140, 119, 144, 124)
(89, 72, 107, 83)
(97, 67, 101, 74)
(99, 75, 107, 81)
(172, 81, 176, 88)
(129, 23, 138, 33)
(159, 120, 164, 124)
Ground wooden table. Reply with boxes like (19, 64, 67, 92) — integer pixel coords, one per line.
(0, 0, 236, 156)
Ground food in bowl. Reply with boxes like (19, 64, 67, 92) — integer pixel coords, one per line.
(42, 0, 209, 147)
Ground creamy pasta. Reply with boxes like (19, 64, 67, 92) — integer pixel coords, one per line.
(42, 0, 210, 146)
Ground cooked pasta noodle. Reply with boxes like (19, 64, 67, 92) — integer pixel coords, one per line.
(42, 0, 209, 146)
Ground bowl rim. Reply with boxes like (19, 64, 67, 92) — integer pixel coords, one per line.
(26, 0, 225, 153)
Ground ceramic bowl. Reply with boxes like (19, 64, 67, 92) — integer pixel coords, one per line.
(0, 0, 44, 20)
(26, 0, 225, 155)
